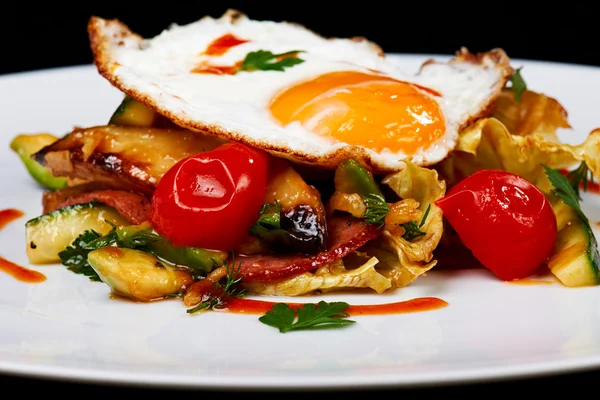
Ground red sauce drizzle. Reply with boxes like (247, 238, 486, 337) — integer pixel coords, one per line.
(560, 169, 600, 195)
(0, 257, 46, 283)
(586, 180, 600, 194)
(509, 279, 555, 286)
(219, 296, 447, 315)
(0, 208, 46, 283)
(186, 279, 447, 315)
(202, 33, 249, 56)
(0, 208, 24, 231)
(192, 61, 242, 75)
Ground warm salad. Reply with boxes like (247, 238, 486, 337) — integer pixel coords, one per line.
(8, 11, 600, 331)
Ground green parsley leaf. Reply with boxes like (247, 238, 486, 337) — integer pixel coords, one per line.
(543, 164, 590, 226)
(58, 229, 103, 281)
(259, 301, 355, 333)
(186, 253, 248, 314)
(401, 204, 431, 241)
(362, 193, 390, 229)
(221, 253, 248, 300)
(566, 161, 595, 199)
(238, 50, 304, 73)
(510, 67, 527, 101)
(59, 222, 162, 281)
(116, 227, 161, 249)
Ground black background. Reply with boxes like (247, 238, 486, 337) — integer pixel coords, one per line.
(3, 2, 600, 75)
(2, 1, 600, 396)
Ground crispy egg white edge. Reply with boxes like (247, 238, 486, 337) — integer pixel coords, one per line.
(90, 11, 513, 172)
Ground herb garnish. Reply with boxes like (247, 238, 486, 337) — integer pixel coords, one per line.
(362, 193, 390, 229)
(238, 50, 304, 73)
(258, 301, 355, 333)
(58, 221, 161, 281)
(58, 229, 104, 281)
(510, 67, 527, 101)
(401, 204, 431, 241)
(566, 161, 595, 199)
(543, 164, 591, 225)
(186, 254, 248, 314)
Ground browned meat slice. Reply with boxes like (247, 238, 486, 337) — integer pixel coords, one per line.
(33, 125, 225, 195)
(237, 216, 380, 283)
(42, 182, 115, 213)
(44, 187, 150, 225)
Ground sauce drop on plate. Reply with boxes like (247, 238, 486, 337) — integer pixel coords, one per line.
(0, 208, 46, 283)
(509, 279, 556, 285)
(0, 256, 46, 283)
(0, 208, 24, 231)
(187, 278, 448, 315)
(219, 296, 447, 315)
(185, 271, 448, 316)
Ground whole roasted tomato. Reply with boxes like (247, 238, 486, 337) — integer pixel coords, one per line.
(435, 169, 557, 281)
(150, 142, 269, 251)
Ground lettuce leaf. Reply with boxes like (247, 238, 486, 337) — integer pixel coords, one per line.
(243, 160, 447, 296)
(491, 88, 571, 143)
(243, 255, 391, 296)
(437, 117, 580, 191)
(577, 128, 600, 180)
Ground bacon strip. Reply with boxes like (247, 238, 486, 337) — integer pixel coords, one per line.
(238, 216, 380, 283)
(42, 182, 114, 213)
(43, 188, 151, 225)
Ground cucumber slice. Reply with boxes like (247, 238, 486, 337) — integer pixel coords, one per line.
(547, 200, 600, 286)
(117, 224, 227, 273)
(25, 202, 129, 264)
(109, 96, 156, 127)
(10, 133, 68, 189)
(88, 247, 193, 302)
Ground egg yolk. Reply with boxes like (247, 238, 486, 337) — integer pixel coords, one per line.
(269, 71, 445, 154)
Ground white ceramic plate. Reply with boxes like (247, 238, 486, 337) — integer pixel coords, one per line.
(2, 55, 600, 390)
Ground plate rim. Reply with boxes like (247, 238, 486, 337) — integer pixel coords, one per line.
(2, 52, 600, 79)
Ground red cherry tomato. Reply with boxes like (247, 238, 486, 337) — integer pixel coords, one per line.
(435, 169, 557, 281)
(150, 142, 268, 251)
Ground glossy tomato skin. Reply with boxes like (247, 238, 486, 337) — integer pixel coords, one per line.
(435, 170, 557, 281)
(150, 142, 269, 251)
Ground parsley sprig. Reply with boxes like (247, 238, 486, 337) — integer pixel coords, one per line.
(58, 221, 161, 281)
(238, 50, 304, 73)
(259, 301, 355, 333)
(543, 164, 591, 226)
(58, 229, 104, 281)
(362, 193, 390, 229)
(401, 204, 431, 241)
(566, 161, 595, 199)
(509, 67, 527, 101)
(186, 254, 248, 314)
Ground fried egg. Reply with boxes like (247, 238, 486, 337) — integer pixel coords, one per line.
(88, 9, 513, 173)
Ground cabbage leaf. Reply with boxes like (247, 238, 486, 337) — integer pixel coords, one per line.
(246, 160, 446, 296)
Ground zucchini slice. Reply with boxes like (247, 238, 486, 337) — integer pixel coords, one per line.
(88, 247, 193, 302)
(109, 96, 156, 127)
(10, 133, 68, 189)
(25, 202, 128, 264)
(547, 200, 600, 286)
